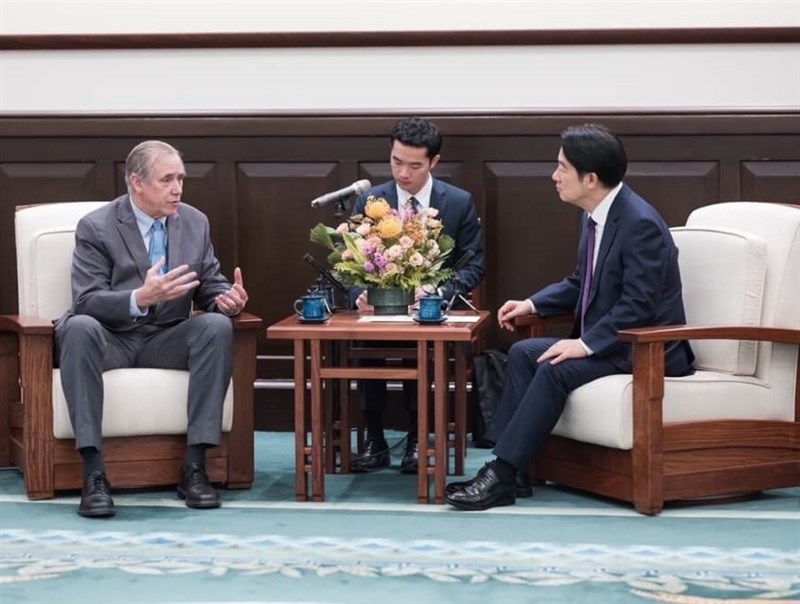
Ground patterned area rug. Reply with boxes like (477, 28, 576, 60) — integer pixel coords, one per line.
(1, 432, 798, 604)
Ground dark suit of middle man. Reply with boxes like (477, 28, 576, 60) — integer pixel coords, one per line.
(349, 117, 485, 473)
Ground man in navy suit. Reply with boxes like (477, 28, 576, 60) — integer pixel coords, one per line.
(446, 124, 694, 511)
(349, 117, 485, 473)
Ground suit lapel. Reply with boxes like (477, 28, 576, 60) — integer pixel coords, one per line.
(116, 195, 150, 282)
(587, 187, 626, 306)
(377, 183, 398, 211)
(167, 209, 183, 271)
(429, 178, 447, 215)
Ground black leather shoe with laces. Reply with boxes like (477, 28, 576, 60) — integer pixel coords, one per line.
(399, 431, 419, 474)
(177, 463, 221, 509)
(446, 468, 533, 498)
(78, 471, 115, 518)
(444, 462, 517, 511)
(351, 433, 390, 473)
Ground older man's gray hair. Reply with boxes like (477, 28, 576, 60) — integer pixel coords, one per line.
(125, 140, 182, 190)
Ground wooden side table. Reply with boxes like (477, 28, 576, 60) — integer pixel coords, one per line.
(267, 310, 489, 503)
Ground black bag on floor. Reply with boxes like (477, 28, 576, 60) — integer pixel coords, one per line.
(470, 348, 507, 448)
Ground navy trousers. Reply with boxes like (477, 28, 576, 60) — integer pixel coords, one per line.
(484, 337, 624, 470)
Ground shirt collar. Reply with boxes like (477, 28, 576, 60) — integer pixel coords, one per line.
(588, 182, 623, 228)
(396, 173, 433, 210)
(129, 197, 167, 237)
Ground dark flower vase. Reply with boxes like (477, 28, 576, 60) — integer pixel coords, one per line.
(367, 287, 414, 315)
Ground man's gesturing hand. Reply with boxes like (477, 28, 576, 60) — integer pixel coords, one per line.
(135, 259, 199, 308)
(216, 267, 249, 316)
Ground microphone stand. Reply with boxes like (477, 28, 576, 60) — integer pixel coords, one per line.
(446, 274, 480, 314)
(303, 253, 351, 312)
(332, 194, 355, 222)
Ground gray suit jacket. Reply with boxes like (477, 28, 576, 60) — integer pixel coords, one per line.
(56, 194, 231, 331)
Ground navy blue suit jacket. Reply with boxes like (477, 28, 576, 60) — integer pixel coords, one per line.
(350, 178, 485, 305)
(531, 184, 694, 374)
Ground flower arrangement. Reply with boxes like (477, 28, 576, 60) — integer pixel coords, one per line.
(310, 196, 455, 291)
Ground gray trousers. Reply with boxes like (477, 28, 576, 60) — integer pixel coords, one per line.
(55, 313, 233, 450)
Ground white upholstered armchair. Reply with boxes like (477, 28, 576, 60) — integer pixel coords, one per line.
(516, 202, 800, 514)
(0, 202, 262, 499)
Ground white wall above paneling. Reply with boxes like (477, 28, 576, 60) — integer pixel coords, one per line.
(1, 0, 798, 34)
(1, 1, 798, 114)
(2, 44, 798, 114)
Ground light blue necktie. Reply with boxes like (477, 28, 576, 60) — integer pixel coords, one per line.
(148, 220, 167, 275)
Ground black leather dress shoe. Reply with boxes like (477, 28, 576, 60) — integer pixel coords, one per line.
(399, 431, 419, 474)
(446, 469, 534, 498)
(445, 462, 516, 511)
(351, 433, 390, 473)
(78, 471, 115, 518)
(177, 463, 221, 509)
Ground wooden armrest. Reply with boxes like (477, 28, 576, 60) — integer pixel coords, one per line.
(0, 314, 54, 335)
(619, 325, 800, 346)
(232, 312, 263, 331)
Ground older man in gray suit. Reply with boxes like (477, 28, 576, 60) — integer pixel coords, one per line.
(55, 140, 248, 518)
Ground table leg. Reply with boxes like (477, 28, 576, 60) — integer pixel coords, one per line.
(310, 339, 325, 501)
(338, 341, 351, 473)
(434, 340, 447, 504)
(294, 340, 308, 501)
(454, 342, 467, 476)
(324, 341, 335, 474)
(416, 340, 430, 503)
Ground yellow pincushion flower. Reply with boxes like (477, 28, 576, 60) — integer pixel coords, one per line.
(376, 216, 403, 239)
(365, 197, 391, 221)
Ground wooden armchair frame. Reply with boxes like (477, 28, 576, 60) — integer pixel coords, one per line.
(516, 314, 800, 515)
(0, 312, 262, 500)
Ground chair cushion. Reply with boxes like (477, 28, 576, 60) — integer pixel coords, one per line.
(16, 202, 107, 321)
(671, 227, 767, 376)
(553, 370, 794, 450)
(52, 369, 234, 439)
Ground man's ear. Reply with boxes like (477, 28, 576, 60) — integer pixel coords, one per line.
(129, 173, 143, 193)
(584, 172, 600, 189)
(429, 154, 441, 171)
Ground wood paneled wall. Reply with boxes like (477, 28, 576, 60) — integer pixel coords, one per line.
(1, 113, 798, 429)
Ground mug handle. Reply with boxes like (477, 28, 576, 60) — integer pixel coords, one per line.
(440, 300, 451, 316)
(293, 299, 303, 314)
(322, 298, 333, 315)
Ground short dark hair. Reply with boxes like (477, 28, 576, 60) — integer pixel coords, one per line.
(390, 117, 442, 158)
(560, 124, 627, 188)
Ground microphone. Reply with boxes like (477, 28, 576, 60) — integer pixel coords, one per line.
(449, 249, 476, 273)
(302, 253, 350, 296)
(310, 179, 371, 208)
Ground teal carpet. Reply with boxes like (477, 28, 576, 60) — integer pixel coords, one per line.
(1, 431, 798, 604)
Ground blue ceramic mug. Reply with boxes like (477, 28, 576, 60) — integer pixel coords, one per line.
(418, 293, 449, 322)
(294, 294, 331, 321)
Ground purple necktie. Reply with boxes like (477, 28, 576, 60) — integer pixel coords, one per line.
(580, 217, 596, 334)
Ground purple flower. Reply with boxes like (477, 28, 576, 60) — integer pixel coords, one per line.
(373, 252, 387, 269)
(363, 261, 375, 273)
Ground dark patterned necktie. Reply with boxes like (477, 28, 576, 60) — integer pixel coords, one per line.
(580, 217, 596, 334)
(404, 196, 419, 215)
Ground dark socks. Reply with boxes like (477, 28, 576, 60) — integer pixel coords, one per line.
(364, 410, 385, 439)
(79, 446, 105, 477)
(185, 444, 208, 467)
(493, 457, 516, 485)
